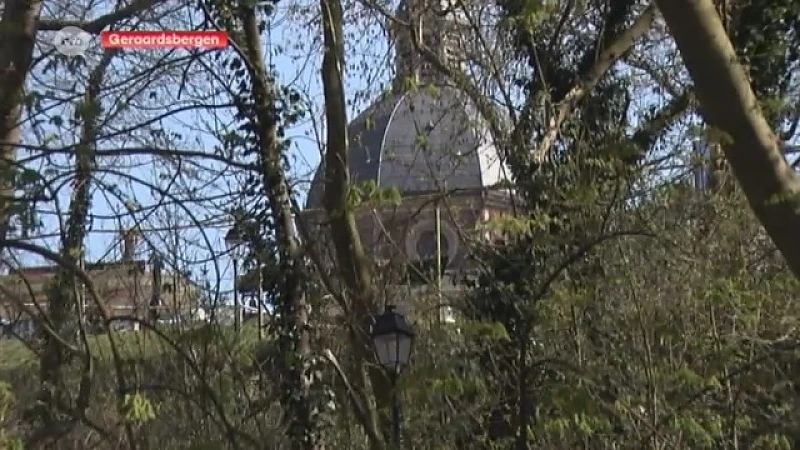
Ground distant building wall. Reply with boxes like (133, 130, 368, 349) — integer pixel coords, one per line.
(0, 260, 199, 327)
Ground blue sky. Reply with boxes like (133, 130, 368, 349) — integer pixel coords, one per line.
(18, 1, 798, 304)
(17, 1, 394, 304)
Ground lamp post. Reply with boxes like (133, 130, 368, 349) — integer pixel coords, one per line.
(371, 304, 415, 449)
(257, 265, 263, 340)
(225, 227, 246, 332)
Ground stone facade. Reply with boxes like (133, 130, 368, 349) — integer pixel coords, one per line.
(0, 259, 199, 335)
(301, 0, 515, 318)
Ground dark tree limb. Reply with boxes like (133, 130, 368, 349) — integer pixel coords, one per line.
(656, 0, 800, 280)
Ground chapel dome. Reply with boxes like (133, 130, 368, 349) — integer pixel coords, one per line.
(305, 86, 510, 209)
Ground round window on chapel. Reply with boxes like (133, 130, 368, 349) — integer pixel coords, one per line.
(416, 229, 449, 261)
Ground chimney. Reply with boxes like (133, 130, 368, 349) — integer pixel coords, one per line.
(150, 253, 162, 321)
(692, 140, 712, 191)
(121, 229, 139, 261)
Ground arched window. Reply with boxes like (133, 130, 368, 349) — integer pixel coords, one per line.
(416, 229, 449, 262)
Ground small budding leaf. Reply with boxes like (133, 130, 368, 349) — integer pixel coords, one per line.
(121, 393, 156, 424)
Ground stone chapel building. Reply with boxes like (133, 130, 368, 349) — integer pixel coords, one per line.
(302, 0, 515, 319)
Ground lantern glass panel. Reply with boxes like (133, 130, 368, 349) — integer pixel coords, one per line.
(373, 332, 413, 370)
(374, 333, 398, 367)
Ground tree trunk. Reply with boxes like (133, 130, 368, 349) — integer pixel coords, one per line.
(319, 0, 386, 447)
(237, 7, 317, 449)
(655, 0, 800, 279)
(34, 50, 113, 447)
(0, 0, 43, 250)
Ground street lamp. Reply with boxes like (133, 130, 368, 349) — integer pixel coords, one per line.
(371, 304, 415, 449)
(225, 226, 246, 332)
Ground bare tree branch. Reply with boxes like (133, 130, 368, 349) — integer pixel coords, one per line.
(38, 0, 163, 33)
(532, 3, 657, 163)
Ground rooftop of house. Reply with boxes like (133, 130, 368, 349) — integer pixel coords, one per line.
(0, 258, 198, 318)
